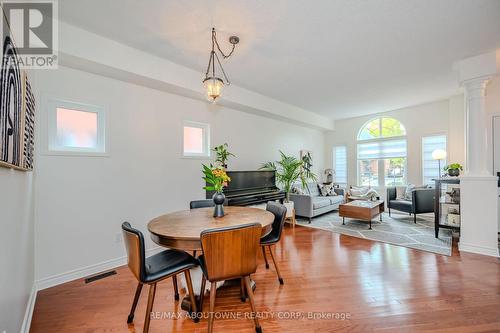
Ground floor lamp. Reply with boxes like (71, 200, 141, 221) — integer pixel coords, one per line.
(432, 149, 447, 179)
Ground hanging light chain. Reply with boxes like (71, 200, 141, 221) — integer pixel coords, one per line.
(205, 28, 236, 85)
(212, 28, 236, 59)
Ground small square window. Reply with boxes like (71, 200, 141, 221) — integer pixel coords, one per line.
(46, 99, 107, 155)
(183, 121, 210, 158)
(56, 108, 98, 149)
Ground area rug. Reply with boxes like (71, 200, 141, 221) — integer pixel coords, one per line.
(296, 211, 453, 256)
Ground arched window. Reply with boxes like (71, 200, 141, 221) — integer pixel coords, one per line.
(357, 117, 407, 187)
(358, 117, 407, 140)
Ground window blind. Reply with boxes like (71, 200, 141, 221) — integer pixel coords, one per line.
(334, 146, 347, 184)
(422, 135, 447, 185)
(357, 139, 407, 160)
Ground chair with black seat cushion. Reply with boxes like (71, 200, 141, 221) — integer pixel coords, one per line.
(198, 223, 263, 333)
(260, 201, 287, 285)
(189, 199, 214, 209)
(121, 222, 199, 333)
(387, 187, 434, 223)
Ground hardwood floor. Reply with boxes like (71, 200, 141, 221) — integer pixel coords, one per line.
(30, 225, 500, 333)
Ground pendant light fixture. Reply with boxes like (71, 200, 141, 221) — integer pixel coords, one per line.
(203, 28, 239, 102)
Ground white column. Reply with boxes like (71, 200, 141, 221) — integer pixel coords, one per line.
(463, 77, 491, 176)
(455, 51, 499, 257)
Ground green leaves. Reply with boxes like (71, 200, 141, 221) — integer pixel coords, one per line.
(260, 150, 317, 197)
(212, 143, 235, 166)
(443, 163, 463, 171)
(260, 161, 277, 171)
(202, 163, 228, 193)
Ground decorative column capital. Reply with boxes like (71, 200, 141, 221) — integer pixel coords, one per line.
(462, 76, 492, 99)
(455, 51, 499, 177)
(454, 50, 499, 87)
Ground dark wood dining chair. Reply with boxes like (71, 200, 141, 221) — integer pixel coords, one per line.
(190, 199, 215, 209)
(121, 222, 199, 333)
(260, 202, 287, 285)
(198, 223, 263, 333)
(189, 199, 215, 257)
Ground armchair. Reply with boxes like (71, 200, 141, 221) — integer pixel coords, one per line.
(387, 187, 434, 223)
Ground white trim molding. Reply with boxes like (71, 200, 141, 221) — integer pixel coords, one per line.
(459, 242, 500, 258)
(35, 246, 162, 291)
(20, 285, 38, 333)
(22, 246, 163, 332)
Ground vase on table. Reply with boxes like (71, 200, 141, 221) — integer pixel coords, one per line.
(212, 192, 225, 218)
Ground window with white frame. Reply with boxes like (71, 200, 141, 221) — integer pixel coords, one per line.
(422, 135, 447, 185)
(47, 99, 106, 155)
(183, 121, 210, 157)
(333, 146, 347, 185)
(357, 117, 407, 187)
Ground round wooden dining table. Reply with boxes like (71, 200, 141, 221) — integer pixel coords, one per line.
(147, 206, 274, 313)
(148, 206, 274, 251)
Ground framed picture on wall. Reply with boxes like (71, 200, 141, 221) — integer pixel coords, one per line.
(0, 19, 36, 171)
(300, 149, 313, 174)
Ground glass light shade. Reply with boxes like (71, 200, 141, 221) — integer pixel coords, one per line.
(203, 77, 224, 102)
(432, 149, 447, 160)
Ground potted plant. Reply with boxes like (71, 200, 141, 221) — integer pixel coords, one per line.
(444, 163, 463, 177)
(202, 164, 231, 217)
(261, 151, 317, 216)
(212, 143, 235, 169)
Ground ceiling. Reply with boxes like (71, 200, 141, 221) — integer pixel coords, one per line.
(59, 0, 500, 120)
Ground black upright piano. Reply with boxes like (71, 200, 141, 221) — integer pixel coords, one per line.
(206, 170, 285, 206)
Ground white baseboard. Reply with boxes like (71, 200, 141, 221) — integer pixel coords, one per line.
(20, 284, 37, 333)
(459, 242, 500, 257)
(35, 246, 163, 291)
(22, 246, 175, 332)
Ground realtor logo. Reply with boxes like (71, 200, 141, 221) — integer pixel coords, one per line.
(0, 0, 58, 68)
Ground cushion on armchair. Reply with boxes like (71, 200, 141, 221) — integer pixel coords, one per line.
(403, 184, 431, 200)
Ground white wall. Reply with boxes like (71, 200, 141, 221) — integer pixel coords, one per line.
(324, 97, 466, 191)
(32, 66, 325, 283)
(0, 168, 34, 333)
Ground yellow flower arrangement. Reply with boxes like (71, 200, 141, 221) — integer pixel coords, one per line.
(202, 164, 231, 193)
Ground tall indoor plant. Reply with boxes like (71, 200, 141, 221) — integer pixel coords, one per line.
(202, 164, 231, 217)
(261, 151, 317, 203)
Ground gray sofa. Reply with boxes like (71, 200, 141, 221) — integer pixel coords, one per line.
(290, 183, 345, 223)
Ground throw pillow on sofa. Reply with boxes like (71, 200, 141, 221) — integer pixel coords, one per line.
(318, 183, 334, 196)
(328, 189, 338, 196)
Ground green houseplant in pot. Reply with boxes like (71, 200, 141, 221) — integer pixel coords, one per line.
(261, 151, 317, 217)
(212, 143, 235, 169)
(444, 163, 463, 177)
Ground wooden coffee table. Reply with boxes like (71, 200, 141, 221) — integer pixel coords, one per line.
(339, 200, 385, 229)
